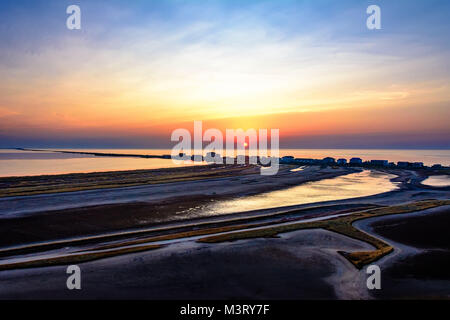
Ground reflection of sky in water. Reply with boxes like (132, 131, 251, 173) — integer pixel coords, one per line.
(422, 175, 450, 187)
(203, 170, 399, 215)
(0, 149, 200, 177)
(290, 166, 305, 172)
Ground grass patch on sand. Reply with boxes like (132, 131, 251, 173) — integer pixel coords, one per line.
(2, 201, 448, 271)
(0, 244, 162, 271)
(81, 205, 376, 252)
(198, 200, 450, 269)
(0, 204, 375, 258)
(86, 225, 251, 251)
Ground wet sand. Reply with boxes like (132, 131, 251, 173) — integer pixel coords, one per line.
(0, 165, 358, 247)
(370, 207, 450, 249)
(354, 206, 450, 299)
(0, 229, 373, 300)
(0, 164, 449, 300)
(0, 165, 356, 217)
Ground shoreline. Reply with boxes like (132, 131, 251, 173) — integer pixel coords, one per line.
(0, 162, 448, 299)
(0, 164, 258, 197)
(1, 200, 449, 299)
(0, 165, 363, 248)
(0, 166, 447, 250)
(0, 165, 448, 246)
(0, 165, 358, 215)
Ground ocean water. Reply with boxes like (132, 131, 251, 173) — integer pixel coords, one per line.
(0, 148, 448, 177)
(0, 149, 196, 177)
(422, 175, 450, 187)
(189, 170, 400, 216)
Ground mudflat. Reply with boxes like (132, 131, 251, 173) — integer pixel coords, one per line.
(0, 164, 449, 299)
(0, 165, 356, 247)
(355, 206, 450, 299)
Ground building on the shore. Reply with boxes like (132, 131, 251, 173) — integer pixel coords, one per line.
(281, 156, 295, 164)
(432, 164, 443, 169)
(236, 155, 246, 164)
(179, 152, 186, 158)
(249, 156, 259, 164)
(172, 152, 190, 160)
(278, 155, 438, 170)
(370, 160, 389, 166)
(224, 157, 236, 164)
(295, 158, 315, 164)
(412, 162, 424, 168)
(349, 157, 363, 165)
(322, 157, 335, 164)
(191, 154, 204, 162)
(397, 161, 410, 168)
(397, 161, 425, 168)
(205, 152, 222, 163)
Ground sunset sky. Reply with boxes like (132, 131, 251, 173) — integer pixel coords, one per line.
(0, 0, 449, 148)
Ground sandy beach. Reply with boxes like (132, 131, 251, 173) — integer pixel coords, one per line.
(0, 163, 449, 299)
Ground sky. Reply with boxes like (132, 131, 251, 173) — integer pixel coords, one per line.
(0, 0, 449, 149)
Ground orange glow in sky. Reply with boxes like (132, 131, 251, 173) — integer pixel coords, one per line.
(0, 1, 449, 149)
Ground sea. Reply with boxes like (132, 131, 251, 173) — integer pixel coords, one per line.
(0, 148, 449, 177)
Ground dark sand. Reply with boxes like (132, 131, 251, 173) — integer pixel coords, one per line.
(356, 206, 450, 299)
(0, 165, 357, 247)
(0, 202, 374, 249)
(0, 165, 449, 300)
(386, 251, 450, 280)
(0, 196, 216, 247)
(370, 207, 450, 249)
(0, 229, 375, 300)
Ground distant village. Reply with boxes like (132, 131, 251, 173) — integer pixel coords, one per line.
(169, 151, 448, 170)
(278, 156, 447, 170)
(17, 148, 448, 170)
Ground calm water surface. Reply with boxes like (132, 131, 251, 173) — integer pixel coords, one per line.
(422, 175, 450, 187)
(0, 149, 197, 177)
(0, 169, 399, 218)
(0, 148, 448, 177)
(188, 170, 400, 216)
